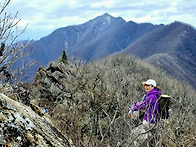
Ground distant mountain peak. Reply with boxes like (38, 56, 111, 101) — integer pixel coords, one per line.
(102, 13, 112, 17)
(26, 13, 196, 89)
(91, 13, 124, 23)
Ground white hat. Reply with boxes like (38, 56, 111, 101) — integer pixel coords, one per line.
(142, 79, 156, 87)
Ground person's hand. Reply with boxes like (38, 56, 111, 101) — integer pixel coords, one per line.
(132, 111, 139, 119)
(128, 111, 139, 119)
(135, 102, 140, 107)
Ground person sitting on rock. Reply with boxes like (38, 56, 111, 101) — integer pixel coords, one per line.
(128, 79, 162, 126)
(127, 79, 162, 146)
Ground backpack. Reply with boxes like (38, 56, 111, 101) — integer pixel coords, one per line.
(157, 94, 172, 119)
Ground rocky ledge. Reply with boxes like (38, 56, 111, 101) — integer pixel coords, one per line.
(0, 93, 72, 147)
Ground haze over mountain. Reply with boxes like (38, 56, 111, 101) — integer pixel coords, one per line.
(26, 13, 196, 89)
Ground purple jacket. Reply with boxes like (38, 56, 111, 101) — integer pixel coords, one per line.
(132, 88, 162, 124)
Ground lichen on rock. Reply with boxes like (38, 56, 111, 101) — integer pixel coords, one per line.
(0, 93, 71, 146)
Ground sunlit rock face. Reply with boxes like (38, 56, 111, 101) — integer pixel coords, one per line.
(0, 93, 71, 147)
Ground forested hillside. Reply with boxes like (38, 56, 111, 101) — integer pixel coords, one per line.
(25, 54, 195, 146)
(1, 54, 195, 146)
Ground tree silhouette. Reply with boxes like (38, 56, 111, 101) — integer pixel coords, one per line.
(59, 49, 68, 64)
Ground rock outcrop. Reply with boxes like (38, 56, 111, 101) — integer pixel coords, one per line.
(0, 93, 71, 146)
(33, 62, 73, 107)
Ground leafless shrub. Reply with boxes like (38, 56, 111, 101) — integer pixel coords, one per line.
(0, 0, 36, 87)
(50, 54, 195, 146)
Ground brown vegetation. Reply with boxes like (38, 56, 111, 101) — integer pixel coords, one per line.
(29, 54, 196, 146)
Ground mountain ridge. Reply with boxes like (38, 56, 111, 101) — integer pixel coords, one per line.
(24, 13, 196, 89)
(122, 21, 196, 88)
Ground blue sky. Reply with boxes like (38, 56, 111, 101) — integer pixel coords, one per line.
(4, 0, 196, 41)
